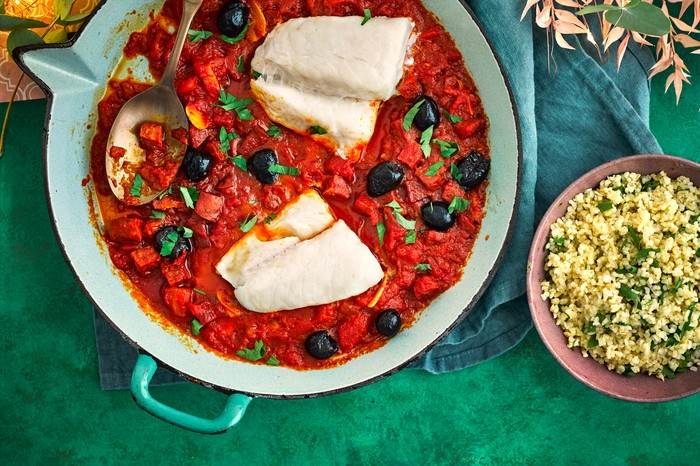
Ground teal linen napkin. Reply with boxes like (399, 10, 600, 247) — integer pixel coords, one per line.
(94, 1, 663, 388)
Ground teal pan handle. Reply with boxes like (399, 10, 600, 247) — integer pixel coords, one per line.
(130, 354, 252, 434)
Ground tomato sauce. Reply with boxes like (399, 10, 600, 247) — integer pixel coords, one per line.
(89, 0, 489, 369)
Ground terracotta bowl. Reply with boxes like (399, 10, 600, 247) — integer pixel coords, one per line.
(527, 154, 700, 402)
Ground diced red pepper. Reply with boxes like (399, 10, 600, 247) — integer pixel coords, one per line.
(323, 175, 351, 200)
(139, 122, 165, 151)
(413, 276, 441, 301)
(186, 300, 218, 325)
(324, 156, 354, 182)
(130, 246, 162, 274)
(109, 217, 144, 244)
(397, 142, 423, 169)
(337, 311, 371, 352)
(195, 191, 224, 222)
(108, 146, 126, 160)
(162, 287, 192, 317)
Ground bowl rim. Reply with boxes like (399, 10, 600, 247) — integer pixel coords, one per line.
(527, 153, 700, 402)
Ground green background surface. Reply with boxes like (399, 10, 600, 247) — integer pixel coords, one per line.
(2, 43, 699, 466)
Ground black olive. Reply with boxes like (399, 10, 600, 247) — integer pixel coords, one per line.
(413, 96, 440, 132)
(305, 331, 339, 360)
(154, 225, 191, 259)
(217, 1, 250, 37)
(248, 149, 279, 185)
(367, 161, 405, 197)
(182, 147, 213, 182)
(376, 309, 402, 337)
(420, 200, 456, 232)
(453, 151, 490, 191)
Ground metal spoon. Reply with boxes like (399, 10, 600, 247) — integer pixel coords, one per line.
(106, 0, 204, 204)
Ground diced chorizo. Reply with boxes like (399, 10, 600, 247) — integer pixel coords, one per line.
(109, 217, 144, 244)
(130, 246, 162, 274)
(139, 122, 165, 151)
(162, 286, 192, 317)
(195, 191, 224, 222)
(323, 175, 351, 200)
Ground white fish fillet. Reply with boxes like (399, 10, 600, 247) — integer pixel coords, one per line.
(251, 16, 414, 101)
(234, 221, 384, 312)
(265, 189, 335, 240)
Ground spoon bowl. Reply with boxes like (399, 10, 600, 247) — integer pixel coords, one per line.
(105, 0, 204, 204)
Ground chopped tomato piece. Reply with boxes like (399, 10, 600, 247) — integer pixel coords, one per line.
(109, 217, 143, 243)
(109, 146, 126, 160)
(337, 311, 371, 352)
(413, 276, 441, 301)
(163, 287, 192, 317)
(130, 246, 161, 274)
(195, 191, 224, 222)
(139, 122, 165, 151)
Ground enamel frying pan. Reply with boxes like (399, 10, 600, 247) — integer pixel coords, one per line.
(16, 0, 521, 433)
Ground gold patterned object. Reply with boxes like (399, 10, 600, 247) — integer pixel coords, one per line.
(0, 0, 99, 102)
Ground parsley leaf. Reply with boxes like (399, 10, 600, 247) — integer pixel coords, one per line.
(635, 248, 660, 260)
(309, 125, 328, 135)
(448, 196, 469, 214)
(403, 99, 425, 131)
(597, 200, 614, 212)
(444, 109, 463, 124)
(671, 278, 684, 295)
(220, 22, 250, 44)
(414, 263, 431, 271)
(377, 222, 386, 247)
(619, 284, 640, 304)
(267, 124, 282, 138)
(187, 29, 212, 42)
(263, 213, 277, 224)
(627, 225, 641, 250)
(159, 232, 180, 257)
(228, 155, 247, 171)
(236, 340, 266, 362)
(219, 126, 238, 153)
(214, 89, 255, 120)
(405, 230, 417, 244)
(178, 226, 193, 239)
(385, 201, 416, 230)
(193, 288, 206, 295)
(252, 70, 262, 79)
(237, 54, 245, 73)
(266, 356, 280, 366)
(268, 164, 300, 176)
(150, 210, 166, 219)
(450, 163, 463, 181)
(433, 139, 459, 158)
(361, 8, 372, 25)
(130, 174, 143, 197)
(239, 213, 258, 233)
(424, 161, 444, 176)
(191, 319, 204, 336)
(420, 126, 434, 158)
(178, 186, 199, 209)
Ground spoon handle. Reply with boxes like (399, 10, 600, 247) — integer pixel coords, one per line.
(160, 0, 205, 86)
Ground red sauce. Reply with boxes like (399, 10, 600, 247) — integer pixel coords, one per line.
(89, 0, 489, 369)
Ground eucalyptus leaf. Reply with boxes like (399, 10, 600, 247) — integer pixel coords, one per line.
(57, 13, 91, 26)
(0, 15, 48, 31)
(54, 0, 72, 21)
(45, 29, 69, 44)
(605, 2, 671, 37)
(7, 29, 44, 58)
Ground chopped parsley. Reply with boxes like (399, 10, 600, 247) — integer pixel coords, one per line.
(268, 164, 300, 176)
(627, 225, 641, 250)
(424, 161, 444, 177)
(236, 340, 266, 362)
(191, 319, 204, 336)
(219, 126, 238, 153)
(614, 266, 638, 275)
(179, 226, 194, 239)
(696, 247, 700, 258)
(444, 109, 463, 124)
(237, 54, 245, 73)
(130, 174, 143, 198)
(248, 199, 259, 205)
(619, 284, 640, 305)
(385, 200, 416, 230)
(193, 288, 206, 295)
(642, 179, 660, 191)
(450, 163, 463, 181)
(187, 29, 212, 42)
(635, 248, 660, 261)
(159, 232, 180, 257)
(587, 336, 599, 348)
(377, 222, 386, 247)
(405, 229, 417, 244)
(548, 236, 566, 253)
(228, 155, 247, 171)
(263, 213, 277, 224)
(150, 210, 166, 220)
(239, 213, 258, 233)
(414, 263, 432, 271)
(220, 23, 249, 44)
(403, 99, 425, 131)
(252, 70, 262, 79)
(671, 277, 684, 295)
(309, 125, 328, 135)
(267, 124, 282, 138)
(361, 8, 372, 25)
(215, 89, 255, 120)
(433, 139, 459, 158)
(448, 196, 469, 214)
(419, 126, 434, 158)
(178, 186, 199, 209)
(266, 356, 280, 366)
(597, 200, 614, 212)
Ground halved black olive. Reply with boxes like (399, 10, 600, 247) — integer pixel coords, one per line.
(305, 331, 339, 360)
(453, 151, 490, 191)
(367, 161, 405, 197)
(420, 200, 456, 232)
(217, 1, 250, 37)
(154, 225, 191, 259)
(182, 147, 213, 182)
(376, 309, 402, 337)
(248, 149, 278, 185)
(413, 96, 440, 132)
